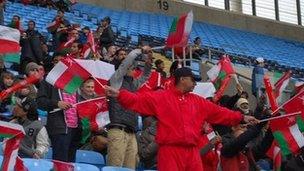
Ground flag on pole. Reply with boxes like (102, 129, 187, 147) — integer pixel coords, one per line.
(0, 26, 21, 54)
(46, 57, 91, 94)
(207, 55, 235, 90)
(166, 11, 193, 48)
(274, 70, 291, 104)
(0, 121, 27, 171)
(75, 59, 115, 95)
(76, 97, 109, 143)
(270, 90, 304, 156)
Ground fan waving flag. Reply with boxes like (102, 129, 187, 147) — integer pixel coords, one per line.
(46, 57, 91, 94)
(0, 26, 21, 54)
(0, 121, 27, 171)
(76, 97, 110, 143)
(166, 11, 193, 48)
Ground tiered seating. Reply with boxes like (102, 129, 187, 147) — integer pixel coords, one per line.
(4, 2, 304, 74)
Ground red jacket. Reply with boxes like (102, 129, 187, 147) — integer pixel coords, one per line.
(118, 87, 243, 146)
(199, 135, 219, 171)
(138, 71, 164, 92)
(221, 153, 249, 171)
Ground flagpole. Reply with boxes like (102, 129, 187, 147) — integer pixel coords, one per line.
(271, 90, 304, 115)
(151, 46, 165, 50)
(259, 111, 302, 123)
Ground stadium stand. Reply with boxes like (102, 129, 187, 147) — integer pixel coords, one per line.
(3, 1, 304, 78)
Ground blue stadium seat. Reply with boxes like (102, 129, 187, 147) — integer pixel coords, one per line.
(76, 150, 105, 168)
(23, 158, 53, 171)
(74, 163, 100, 171)
(102, 166, 134, 171)
(44, 147, 53, 159)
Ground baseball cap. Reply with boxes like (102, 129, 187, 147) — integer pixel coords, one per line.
(174, 67, 195, 79)
(256, 57, 264, 63)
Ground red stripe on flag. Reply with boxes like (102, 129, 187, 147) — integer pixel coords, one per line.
(0, 39, 20, 54)
(61, 57, 91, 79)
(54, 68, 75, 91)
(166, 14, 187, 47)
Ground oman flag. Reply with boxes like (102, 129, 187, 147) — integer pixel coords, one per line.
(76, 59, 115, 96)
(166, 11, 193, 48)
(266, 142, 282, 171)
(270, 90, 304, 156)
(0, 26, 20, 54)
(0, 121, 27, 171)
(76, 97, 110, 143)
(207, 55, 235, 90)
(273, 70, 291, 104)
(46, 57, 91, 94)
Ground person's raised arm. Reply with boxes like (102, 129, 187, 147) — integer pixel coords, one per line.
(105, 86, 157, 116)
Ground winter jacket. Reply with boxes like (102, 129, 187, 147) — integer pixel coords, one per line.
(138, 117, 158, 169)
(20, 29, 44, 65)
(99, 26, 114, 49)
(37, 80, 80, 135)
(108, 49, 151, 131)
(117, 87, 243, 146)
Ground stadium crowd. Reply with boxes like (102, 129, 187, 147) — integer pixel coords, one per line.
(1, 1, 304, 171)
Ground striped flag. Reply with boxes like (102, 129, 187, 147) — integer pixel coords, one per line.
(274, 70, 291, 104)
(46, 57, 91, 94)
(0, 121, 27, 171)
(0, 26, 20, 54)
(266, 142, 282, 171)
(166, 11, 193, 48)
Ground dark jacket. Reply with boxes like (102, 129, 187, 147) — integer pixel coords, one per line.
(137, 117, 158, 169)
(108, 49, 151, 131)
(99, 26, 114, 49)
(20, 30, 44, 65)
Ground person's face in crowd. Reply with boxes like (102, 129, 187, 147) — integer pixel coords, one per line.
(52, 55, 63, 65)
(12, 104, 27, 118)
(57, 11, 64, 18)
(28, 67, 40, 78)
(12, 16, 19, 23)
(70, 30, 79, 40)
(232, 124, 247, 137)
(3, 76, 14, 87)
(117, 50, 127, 61)
(28, 21, 35, 31)
(195, 38, 201, 45)
(101, 20, 108, 27)
(71, 43, 80, 54)
(83, 29, 90, 35)
(107, 46, 116, 56)
(258, 62, 264, 67)
(81, 80, 95, 97)
(19, 87, 31, 97)
(179, 76, 196, 93)
(239, 102, 250, 115)
(41, 44, 48, 53)
(157, 62, 165, 71)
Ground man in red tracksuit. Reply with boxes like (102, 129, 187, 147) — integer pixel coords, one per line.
(105, 67, 259, 171)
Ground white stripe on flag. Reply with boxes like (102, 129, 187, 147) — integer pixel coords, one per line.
(46, 61, 68, 86)
(207, 131, 216, 140)
(0, 26, 20, 43)
(273, 146, 280, 158)
(95, 111, 110, 129)
(289, 124, 304, 148)
(207, 64, 221, 82)
(277, 78, 290, 103)
(184, 11, 193, 35)
(0, 121, 25, 133)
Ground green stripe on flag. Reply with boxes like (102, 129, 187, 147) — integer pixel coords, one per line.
(3, 53, 20, 64)
(169, 18, 178, 33)
(64, 76, 84, 94)
(273, 131, 292, 156)
(296, 116, 304, 132)
(272, 71, 283, 84)
(0, 134, 15, 139)
(80, 118, 91, 144)
(214, 71, 227, 89)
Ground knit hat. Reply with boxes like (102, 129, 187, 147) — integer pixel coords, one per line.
(25, 62, 39, 75)
(235, 98, 249, 109)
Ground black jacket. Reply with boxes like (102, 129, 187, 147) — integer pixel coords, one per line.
(20, 30, 44, 65)
(99, 26, 114, 49)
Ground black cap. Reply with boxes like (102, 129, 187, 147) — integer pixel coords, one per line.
(174, 67, 194, 79)
(102, 16, 111, 24)
(16, 97, 38, 120)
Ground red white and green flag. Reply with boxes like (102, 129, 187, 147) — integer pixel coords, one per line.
(207, 55, 235, 90)
(0, 26, 20, 55)
(76, 97, 110, 143)
(266, 142, 282, 171)
(51, 160, 74, 171)
(166, 11, 193, 48)
(46, 57, 91, 94)
(274, 70, 291, 105)
(75, 59, 115, 96)
(270, 90, 304, 156)
(0, 121, 27, 171)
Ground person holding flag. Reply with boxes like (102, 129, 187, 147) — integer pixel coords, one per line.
(105, 67, 259, 171)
